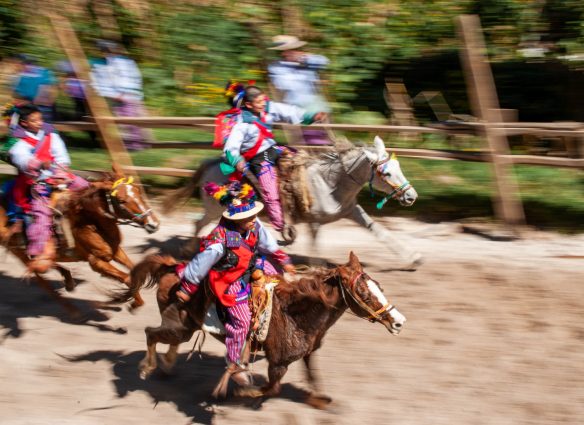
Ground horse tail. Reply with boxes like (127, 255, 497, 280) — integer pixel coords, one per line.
(109, 254, 178, 305)
(161, 158, 222, 214)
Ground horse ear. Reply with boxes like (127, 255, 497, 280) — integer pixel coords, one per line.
(112, 162, 125, 178)
(373, 136, 387, 159)
(363, 149, 378, 163)
(348, 251, 362, 270)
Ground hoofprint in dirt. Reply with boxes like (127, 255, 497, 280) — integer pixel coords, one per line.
(0, 213, 583, 425)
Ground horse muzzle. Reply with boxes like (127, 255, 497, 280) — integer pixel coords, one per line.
(399, 187, 417, 207)
(384, 307, 406, 335)
(387, 321, 405, 335)
(145, 222, 160, 234)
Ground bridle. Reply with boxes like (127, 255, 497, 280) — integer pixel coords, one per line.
(368, 155, 412, 209)
(338, 271, 396, 323)
(103, 176, 153, 226)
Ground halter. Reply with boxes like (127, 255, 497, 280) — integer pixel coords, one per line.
(104, 177, 153, 225)
(338, 272, 393, 323)
(368, 155, 412, 210)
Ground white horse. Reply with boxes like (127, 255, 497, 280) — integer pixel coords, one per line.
(169, 136, 422, 269)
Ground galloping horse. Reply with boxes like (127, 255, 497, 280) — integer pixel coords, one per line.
(0, 164, 160, 315)
(112, 251, 406, 407)
(169, 136, 422, 269)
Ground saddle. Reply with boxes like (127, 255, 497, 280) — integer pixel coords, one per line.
(277, 149, 313, 221)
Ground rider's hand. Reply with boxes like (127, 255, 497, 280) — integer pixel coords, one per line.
(236, 160, 247, 173)
(283, 263, 296, 274)
(313, 112, 327, 123)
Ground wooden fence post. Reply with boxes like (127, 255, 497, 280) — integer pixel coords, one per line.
(47, 12, 140, 182)
(456, 14, 525, 226)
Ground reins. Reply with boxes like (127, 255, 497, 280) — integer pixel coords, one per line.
(102, 177, 153, 226)
(368, 155, 412, 210)
(337, 272, 392, 323)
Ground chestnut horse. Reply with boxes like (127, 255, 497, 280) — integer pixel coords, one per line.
(112, 252, 406, 407)
(0, 165, 160, 316)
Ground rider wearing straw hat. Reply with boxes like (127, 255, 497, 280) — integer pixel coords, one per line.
(175, 181, 294, 386)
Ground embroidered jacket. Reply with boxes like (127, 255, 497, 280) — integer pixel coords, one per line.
(223, 101, 311, 163)
(7, 124, 73, 212)
(183, 218, 291, 306)
(8, 124, 71, 180)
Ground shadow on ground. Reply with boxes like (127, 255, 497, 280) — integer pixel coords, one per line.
(62, 349, 315, 424)
(0, 272, 126, 342)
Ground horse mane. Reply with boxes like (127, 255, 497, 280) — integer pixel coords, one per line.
(275, 266, 342, 308)
(64, 175, 117, 216)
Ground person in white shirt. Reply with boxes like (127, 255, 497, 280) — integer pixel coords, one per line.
(91, 40, 151, 150)
(268, 35, 331, 145)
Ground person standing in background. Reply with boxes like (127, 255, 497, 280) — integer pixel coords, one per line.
(268, 35, 331, 146)
(90, 40, 152, 151)
(11, 54, 57, 123)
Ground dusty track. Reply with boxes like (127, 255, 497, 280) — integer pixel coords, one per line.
(0, 214, 583, 424)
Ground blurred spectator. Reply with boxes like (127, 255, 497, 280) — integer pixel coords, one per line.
(11, 54, 57, 122)
(56, 61, 97, 144)
(90, 40, 151, 151)
(57, 61, 89, 120)
(268, 35, 331, 145)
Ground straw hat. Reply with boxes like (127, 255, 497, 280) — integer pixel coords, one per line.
(268, 35, 307, 51)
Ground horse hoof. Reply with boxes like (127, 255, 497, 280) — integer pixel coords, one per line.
(139, 367, 153, 380)
(281, 225, 297, 245)
(157, 356, 175, 375)
(306, 393, 333, 409)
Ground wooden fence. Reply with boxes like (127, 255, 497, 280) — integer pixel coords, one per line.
(1, 13, 582, 227)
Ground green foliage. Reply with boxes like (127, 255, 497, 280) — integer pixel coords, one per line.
(0, 1, 582, 115)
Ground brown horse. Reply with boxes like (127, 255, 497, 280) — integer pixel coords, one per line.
(0, 165, 160, 316)
(112, 251, 406, 407)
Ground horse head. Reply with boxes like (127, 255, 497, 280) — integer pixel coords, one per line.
(103, 164, 160, 233)
(338, 251, 406, 335)
(363, 136, 418, 207)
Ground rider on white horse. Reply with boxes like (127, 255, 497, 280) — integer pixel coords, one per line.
(219, 83, 326, 238)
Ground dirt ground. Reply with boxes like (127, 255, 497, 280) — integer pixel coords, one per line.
(0, 213, 583, 425)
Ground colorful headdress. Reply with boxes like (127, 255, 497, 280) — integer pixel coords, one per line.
(204, 181, 264, 220)
(224, 81, 246, 108)
(224, 80, 259, 108)
(2, 102, 20, 128)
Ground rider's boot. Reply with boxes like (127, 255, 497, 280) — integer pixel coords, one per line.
(27, 239, 56, 274)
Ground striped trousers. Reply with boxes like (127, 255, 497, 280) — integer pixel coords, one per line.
(255, 160, 284, 232)
(26, 175, 90, 256)
(224, 280, 251, 365)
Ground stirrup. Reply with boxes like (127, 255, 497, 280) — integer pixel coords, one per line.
(211, 363, 251, 398)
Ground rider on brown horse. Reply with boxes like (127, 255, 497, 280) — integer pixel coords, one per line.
(174, 181, 295, 386)
(2, 103, 90, 273)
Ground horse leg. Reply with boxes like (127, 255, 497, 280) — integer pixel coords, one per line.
(350, 204, 422, 269)
(141, 303, 194, 379)
(55, 265, 76, 292)
(303, 354, 332, 409)
(158, 344, 179, 374)
(112, 247, 145, 309)
(87, 254, 129, 283)
(307, 222, 322, 266)
(140, 328, 159, 380)
(263, 364, 288, 397)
